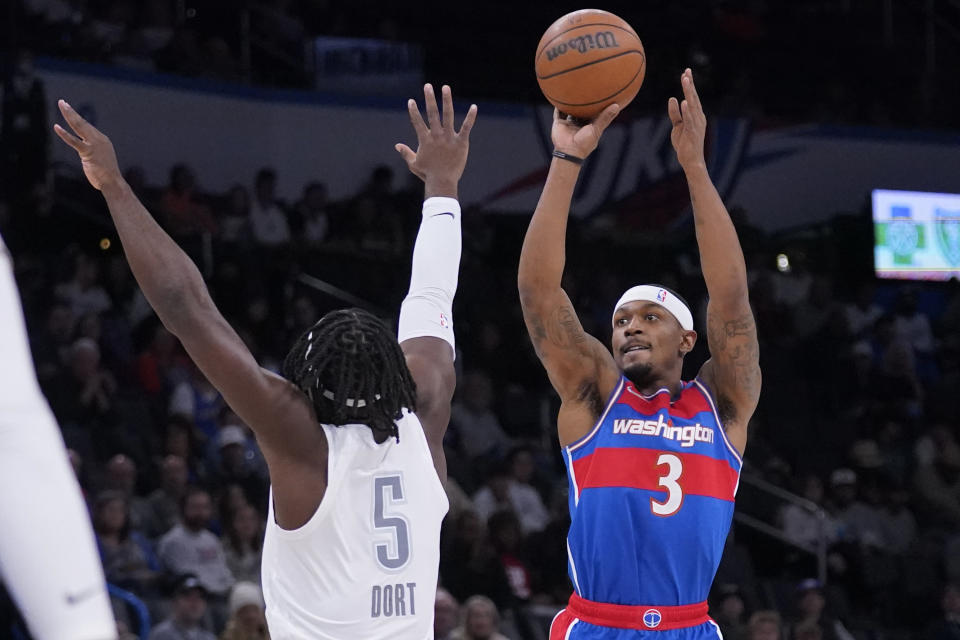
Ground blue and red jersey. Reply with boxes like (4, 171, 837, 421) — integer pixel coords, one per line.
(562, 376, 742, 608)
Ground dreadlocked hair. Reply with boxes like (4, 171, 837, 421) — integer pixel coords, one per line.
(282, 308, 417, 442)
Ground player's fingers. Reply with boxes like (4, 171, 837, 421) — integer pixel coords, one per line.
(441, 85, 454, 131)
(680, 99, 691, 121)
(407, 98, 428, 138)
(54, 123, 85, 152)
(458, 104, 478, 138)
(667, 97, 682, 125)
(58, 99, 96, 140)
(394, 143, 417, 166)
(682, 68, 702, 112)
(424, 84, 441, 129)
(594, 103, 621, 134)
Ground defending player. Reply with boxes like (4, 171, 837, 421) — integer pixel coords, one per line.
(518, 69, 760, 637)
(0, 234, 118, 640)
(56, 83, 477, 639)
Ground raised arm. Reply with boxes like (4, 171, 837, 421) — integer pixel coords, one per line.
(517, 107, 622, 445)
(669, 70, 760, 454)
(54, 101, 318, 467)
(394, 84, 477, 480)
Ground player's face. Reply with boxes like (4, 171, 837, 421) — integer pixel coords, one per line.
(611, 301, 693, 380)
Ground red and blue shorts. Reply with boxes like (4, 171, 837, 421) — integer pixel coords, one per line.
(550, 594, 723, 639)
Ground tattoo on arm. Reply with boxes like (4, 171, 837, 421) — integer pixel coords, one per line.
(707, 311, 761, 422)
(549, 305, 587, 348)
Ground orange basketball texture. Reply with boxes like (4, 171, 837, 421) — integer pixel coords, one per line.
(535, 9, 646, 119)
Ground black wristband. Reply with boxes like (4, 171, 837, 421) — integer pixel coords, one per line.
(552, 150, 584, 165)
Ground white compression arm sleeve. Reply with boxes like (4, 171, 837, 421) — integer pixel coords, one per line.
(397, 197, 462, 357)
(0, 241, 118, 640)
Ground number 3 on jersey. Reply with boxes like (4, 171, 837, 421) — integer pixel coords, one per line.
(651, 453, 683, 516)
(373, 474, 411, 571)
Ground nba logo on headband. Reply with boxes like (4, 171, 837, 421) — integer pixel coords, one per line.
(613, 285, 694, 331)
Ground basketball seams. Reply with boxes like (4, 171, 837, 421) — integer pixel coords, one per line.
(540, 62, 645, 107)
(535, 22, 640, 59)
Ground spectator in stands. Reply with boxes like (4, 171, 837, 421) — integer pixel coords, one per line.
(779, 473, 838, 549)
(103, 453, 151, 532)
(747, 610, 783, 640)
(157, 487, 235, 599)
(841, 281, 881, 340)
(148, 574, 216, 640)
(143, 454, 189, 539)
(46, 337, 118, 451)
(790, 579, 854, 640)
(292, 181, 330, 248)
(914, 439, 960, 530)
(435, 588, 460, 640)
(159, 163, 217, 239)
(163, 414, 211, 485)
(222, 503, 263, 585)
(487, 510, 532, 603)
(220, 581, 269, 640)
(248, 168, 290, 248)
(213, 425, 268, 510)
(93, 490, 159, 594)
(0, 50, 48, 207)
(878, 482, 918, 554)
(217, 185, 252, 250)
(473, 458, 548, 535)
(449, 595, 510, 640)
(450, 370, 511, 467)
(170, 361, 225, 443)
(924, 583, 960, 640)
(31, 302, 74, 385)
(55, 251, 113, 318)
(713, 583, 747, 640)
(872, 314, 923, 419)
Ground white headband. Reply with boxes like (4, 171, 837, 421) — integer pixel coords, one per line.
(612, 285, 694, 331)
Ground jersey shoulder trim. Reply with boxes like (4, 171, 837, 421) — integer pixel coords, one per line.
(692, 378, 742, 468)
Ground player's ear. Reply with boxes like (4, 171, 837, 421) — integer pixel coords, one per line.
(679, 329, 697, 355)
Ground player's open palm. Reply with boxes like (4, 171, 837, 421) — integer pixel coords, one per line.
(54, 100, 122, 191)
(396, 84, 477, 187)
(551, 103, 620, 159)
(668, 68, 707, 171)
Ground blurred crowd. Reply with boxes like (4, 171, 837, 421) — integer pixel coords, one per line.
(5, 0, 960, 127)
(2, 5, 960, 639)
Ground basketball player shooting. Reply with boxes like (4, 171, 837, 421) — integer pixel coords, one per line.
(518, 68, 760, 638)
(1, 234, 118, 640)
(55, 83, 477, 639)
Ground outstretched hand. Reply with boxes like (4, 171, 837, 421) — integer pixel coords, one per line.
(551, 103, 621, 160)
(53, 100, 123, 191)
(668, 68, 707, 172)
(396, 84, 477, 198)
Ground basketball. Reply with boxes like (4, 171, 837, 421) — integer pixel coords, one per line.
(534, 9, 646, 120)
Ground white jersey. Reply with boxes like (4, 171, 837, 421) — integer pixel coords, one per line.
(262, 411, 448, 639)
(0, 237, 117, 640)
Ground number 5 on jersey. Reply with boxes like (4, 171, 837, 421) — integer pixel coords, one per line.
(373, 474, 411, 571)
(651, 453, 684, 516)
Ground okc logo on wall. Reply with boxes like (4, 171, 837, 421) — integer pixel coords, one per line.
(642, 609, 662, 628)
(935, 208, 960, 266)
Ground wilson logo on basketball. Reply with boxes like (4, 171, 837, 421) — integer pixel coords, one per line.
(545, 31, 620, 61)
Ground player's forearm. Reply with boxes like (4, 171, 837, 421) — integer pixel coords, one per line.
(100, 180, 210, 334)
(518, 158, 579, 302)
(685, 165, 749, 304)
